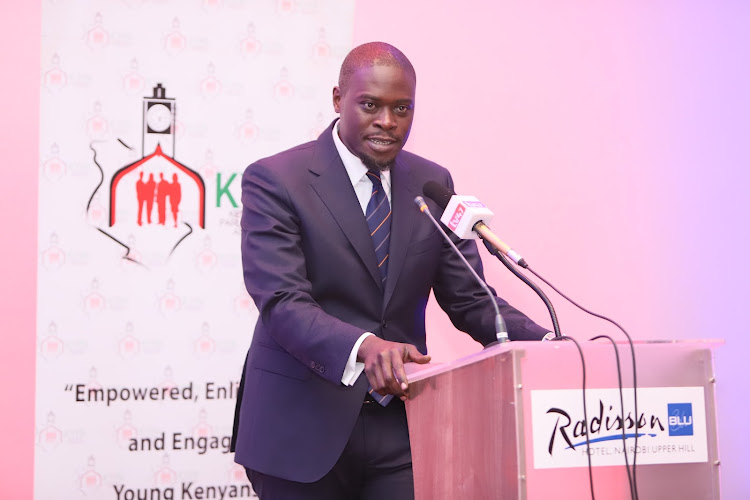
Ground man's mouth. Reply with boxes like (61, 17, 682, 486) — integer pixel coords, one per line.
(366, 136, 398, 151)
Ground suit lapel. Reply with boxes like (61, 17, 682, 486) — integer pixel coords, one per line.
(383, 156, 417, 308)
(308, 124, 383, 289)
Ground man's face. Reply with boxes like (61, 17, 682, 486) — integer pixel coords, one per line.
(333, 64, 416, 171)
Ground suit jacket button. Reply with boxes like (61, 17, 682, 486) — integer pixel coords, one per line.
(382, 321, 388, 329)
(310, 361, 316, 369)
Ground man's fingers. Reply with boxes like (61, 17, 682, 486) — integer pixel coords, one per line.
(368, 348, 406, 396)
(369, 360, 387, 395)
(380, 350, 395, 388)
(391, 347, 409, 393)
(367, 350, 394, 395)
(360, 339, 431, 396)
(381, 349, 406, 395)
(405, 345, 432, 365)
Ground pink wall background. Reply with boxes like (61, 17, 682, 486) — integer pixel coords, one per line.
(0, 1, 40, 498)
(2, 0, 748, 497)
(354, 1, 750, 496)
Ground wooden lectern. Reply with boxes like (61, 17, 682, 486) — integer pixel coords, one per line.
(405, 340, 721, 499)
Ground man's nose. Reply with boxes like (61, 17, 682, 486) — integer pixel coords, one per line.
(374, 108, 397, 130)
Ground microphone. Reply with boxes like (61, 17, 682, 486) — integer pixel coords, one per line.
(423, 181, 563, 338)
(422, 181, 528, 268)
(414, 196, 509, 343)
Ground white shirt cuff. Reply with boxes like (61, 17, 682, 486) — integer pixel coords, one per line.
(342, 332, 374, 386)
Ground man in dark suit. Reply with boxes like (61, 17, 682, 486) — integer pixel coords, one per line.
(232, 42, 549, 499)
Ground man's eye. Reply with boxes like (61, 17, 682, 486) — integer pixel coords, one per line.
(362, 102, 375, 109)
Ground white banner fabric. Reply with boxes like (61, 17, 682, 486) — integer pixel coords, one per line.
(36, 1, 354, 499)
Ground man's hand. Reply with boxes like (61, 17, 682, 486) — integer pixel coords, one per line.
(357, 336, 431, 401)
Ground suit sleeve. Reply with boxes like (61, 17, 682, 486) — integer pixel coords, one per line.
(240, 160, 364, 385)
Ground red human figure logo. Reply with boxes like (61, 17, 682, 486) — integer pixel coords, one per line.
(170, 173, 181, 228)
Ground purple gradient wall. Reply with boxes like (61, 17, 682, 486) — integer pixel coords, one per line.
(2, 1, 748, 497)
(354, 1, 750, 496)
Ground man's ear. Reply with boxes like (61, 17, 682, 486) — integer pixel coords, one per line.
(332, 86, 342, 113)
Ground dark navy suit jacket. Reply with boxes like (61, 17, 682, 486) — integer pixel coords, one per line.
(231, 121, 547, 482)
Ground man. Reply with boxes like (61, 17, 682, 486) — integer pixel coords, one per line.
(232, 42, 548, 499)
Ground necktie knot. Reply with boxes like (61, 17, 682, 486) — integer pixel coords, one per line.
(366, 169, 383, 188)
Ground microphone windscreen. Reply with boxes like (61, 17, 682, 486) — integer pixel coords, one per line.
(422, 181, 454, 210)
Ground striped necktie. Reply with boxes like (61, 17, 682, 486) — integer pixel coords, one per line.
(365, 169, 391, 284)
(365, 169, 393, 406)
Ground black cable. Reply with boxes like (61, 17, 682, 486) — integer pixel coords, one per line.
(590, 334, 636, 500)
(486, 247, 640, 498)
(552, 335, 595, 500)
(524, 265, 640, 500)
(482, 240, 561, 338)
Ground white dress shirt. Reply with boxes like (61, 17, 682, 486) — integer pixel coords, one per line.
(331, 121, 391, 386)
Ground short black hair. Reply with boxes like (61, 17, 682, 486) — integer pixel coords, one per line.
(338, 42, 416, 95)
